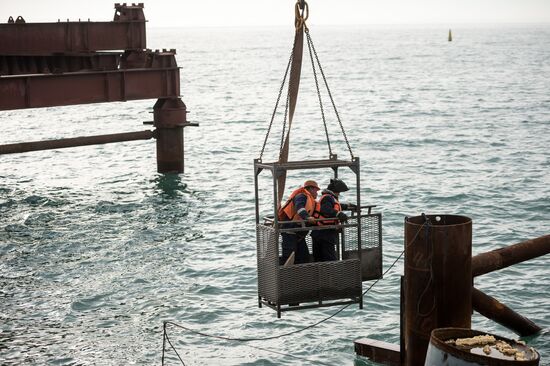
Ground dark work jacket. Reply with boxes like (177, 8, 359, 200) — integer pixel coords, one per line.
(310, 189, 348, 243)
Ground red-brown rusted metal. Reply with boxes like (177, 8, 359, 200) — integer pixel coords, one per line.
(0, 67, 180, 110)
(120, 49, 178, 69)
(0, 53, 120, 76)
(472, 234, 550, 277)
(153, 98, 188, 128)
(404, 214, 472, 366)
(0, 50, 180, 77)
(153, 98, 189, 173)
(354, 339, 401, 366)
(0, 4, 195, 174)
(472, 287, 542, 336)
(0, 4, 145, 55)
(113, 2, 146, 21)
(0, 130, 154, 155)
(155, 127, 184, 173)
(355, 224, 547, 365)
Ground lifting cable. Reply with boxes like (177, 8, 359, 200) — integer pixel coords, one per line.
(305, 27, 354, 160)
(161, 222, 427, 365)
(305, 23, 332, 158)
(275, 0, 307, 204)
(259, 0, 354, 166)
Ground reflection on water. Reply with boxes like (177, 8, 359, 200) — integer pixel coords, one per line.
(152, 173, 190, 198)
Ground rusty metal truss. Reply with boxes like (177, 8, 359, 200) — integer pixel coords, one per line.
(0, 3, 197, 173)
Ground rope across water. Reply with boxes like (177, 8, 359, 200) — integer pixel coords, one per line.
(161, 223, 426, 365)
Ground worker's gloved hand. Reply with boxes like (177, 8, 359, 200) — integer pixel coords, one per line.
(307, 216, 317, 225)
(347, 203, 358, 211)
(337, 211, 348, 223)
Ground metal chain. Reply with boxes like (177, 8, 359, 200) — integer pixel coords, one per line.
(259, 47, 294, 161)
(306, 30, 354, 160)
(278, 79, 291, 161)
(305, 28, 332, 158)
(262, 0, 355, 163)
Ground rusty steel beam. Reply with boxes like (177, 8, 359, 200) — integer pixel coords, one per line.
(0, 50, 178, 76)
(354, 339, 401, 366)
(0, 130, 154, 155)
(472, 234, 550, 277)
(0, 53, 121, 76)
(0, 68, 180, 110)
(0, 4, 146, 55)
(120, 49, 178, 69)
(472, 287, 542, 336)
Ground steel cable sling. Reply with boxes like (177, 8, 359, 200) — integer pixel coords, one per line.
(258, 0, 354, 164)
(304, 27, 354, 160)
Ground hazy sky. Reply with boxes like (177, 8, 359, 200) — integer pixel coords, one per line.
(1, 0, 550, 27)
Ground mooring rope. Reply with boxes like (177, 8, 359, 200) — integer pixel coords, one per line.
(416, 220, 437, 318)
(162, 321, 186, 365)
(161, 222, 426, 365)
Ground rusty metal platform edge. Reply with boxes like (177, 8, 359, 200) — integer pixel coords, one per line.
(354, 338, 401, 366)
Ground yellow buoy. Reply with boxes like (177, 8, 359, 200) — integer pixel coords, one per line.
(448, 29, 453, 42)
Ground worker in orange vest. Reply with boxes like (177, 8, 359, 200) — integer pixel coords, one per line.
(311, 178, 356, 262)
(278, 180, 320, 265)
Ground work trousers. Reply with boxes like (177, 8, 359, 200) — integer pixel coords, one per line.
(311, 231, 338, 262)
(280, 232, 310, 265)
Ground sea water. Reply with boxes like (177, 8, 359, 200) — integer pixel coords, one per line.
(1, 25, 549, 365)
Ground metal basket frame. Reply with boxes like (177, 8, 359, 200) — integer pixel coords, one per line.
(254, 157, 383, 317)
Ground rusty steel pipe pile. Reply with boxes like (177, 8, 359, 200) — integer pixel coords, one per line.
(403, 214, 473, 366)
(472, 234, 550, 277)
(0, 130, 155, 155)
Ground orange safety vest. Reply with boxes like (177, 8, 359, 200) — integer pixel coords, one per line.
(278, 187, 316, 222)
(313, 194, 341, 225)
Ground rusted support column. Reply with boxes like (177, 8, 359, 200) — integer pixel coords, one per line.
(472, 287, 542, 336)
(153, 98, 189, 173)
(472, 234, 550, 277)
(404, 215, 472, 366)
(0, 130, 154, 155)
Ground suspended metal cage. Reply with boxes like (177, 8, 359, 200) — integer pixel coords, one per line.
(254, 158, 383, 317)
(254, 0, 382, 317)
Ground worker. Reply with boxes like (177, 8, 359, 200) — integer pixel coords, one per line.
(311, 178, 356, 262)
(278, 180, 320, 265)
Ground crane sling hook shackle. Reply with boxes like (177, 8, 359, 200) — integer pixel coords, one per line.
(295, 0, 309, 31)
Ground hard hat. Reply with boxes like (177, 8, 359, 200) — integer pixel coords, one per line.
(327, 178, 349, 193)
(303, 180, 320, 190)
